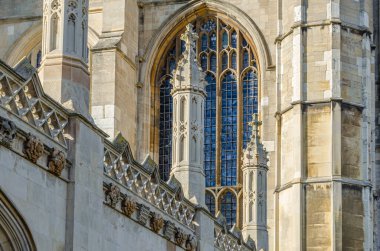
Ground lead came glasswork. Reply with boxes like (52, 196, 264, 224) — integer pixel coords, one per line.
(206, 192, 216, 216)
(220, 191, 236, 229)
(204, 73, 216, 187)
(221, 72, 237, 186)
(157, 17, 258, 228)
(159, 77, 173, 182)
(243, 71, 258, 149)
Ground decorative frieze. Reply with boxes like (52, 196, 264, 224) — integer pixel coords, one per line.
(24, 133, 44, 163)
(103, 182, 196, 249)
(48, 148, 66, 176)
(0, 116, 16, 147)
(103, 136, 196, 229)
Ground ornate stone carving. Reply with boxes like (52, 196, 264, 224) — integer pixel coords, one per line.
(51, 0, 60, 10)
(174, 227, 185, 246)
(137, 204, 150, 225)
(149, 212, 164, 233)
(0, 117, 16, 147)
(185, 234, 197, 251)
(164, 221, 175, 240)
(105, 184, 121, 208)
(121, 197, 136, 217)
(48, 148, 66, 176)
(24, 133, 44, 163)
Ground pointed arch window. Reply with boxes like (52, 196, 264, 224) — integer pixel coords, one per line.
(156, 17, 259, 226)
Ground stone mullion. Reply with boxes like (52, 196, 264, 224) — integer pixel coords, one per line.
(236, 29, 242, 228)
(236, 30, 242, 187)
(215, 18, 221, 188)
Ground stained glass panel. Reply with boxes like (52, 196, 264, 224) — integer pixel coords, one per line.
(243, 71, 258, 149)
(221, 72, 237, 186)
(206, 192, 215, 216)
(159, 77, 173, 181)
(204, 73, 216, 187)
(220, 191, 237, 229)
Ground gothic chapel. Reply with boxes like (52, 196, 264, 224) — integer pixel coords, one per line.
(0, 0, 379, 250)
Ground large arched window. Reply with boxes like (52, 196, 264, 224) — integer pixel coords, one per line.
(156, 16, 258, 228)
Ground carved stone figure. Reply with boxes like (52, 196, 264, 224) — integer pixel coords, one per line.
(185, 234, 197, 251)
(121, 197, 136, 217)
(150, 212, 164, 233)
(174, 227, 185, 246)
(24, 133, 44, 163)
(48, 148, 66, 176)
(105, 184, 121, 208)
(0, 117, 17, 147)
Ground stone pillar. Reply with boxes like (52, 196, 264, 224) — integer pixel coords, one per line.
(276, 1, 376, 250)
(39, 0, 90, 118)
(241, 114, 268, 251)
(170, 24, 206, 206)
(90, 0, 138, 150)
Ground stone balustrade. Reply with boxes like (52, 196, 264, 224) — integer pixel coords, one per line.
(0, 59, 68, 148)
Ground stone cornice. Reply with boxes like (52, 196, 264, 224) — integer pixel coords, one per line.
(274, 176, 373, 193)
(275, 19, 372, 44)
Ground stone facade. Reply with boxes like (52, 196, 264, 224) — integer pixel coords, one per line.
(0, 0, 379, 251)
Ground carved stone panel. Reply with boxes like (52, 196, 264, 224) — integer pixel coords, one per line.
(121, 197, 136, 217)
(24, 133, 44, 163)
(164, 221, 175, 240)
(0, 117, 16, 147)
(174, 227, 185, 246)
(137, 204, 150, 226)
(105, 184, 121, 208)
(150, 212, 164, 233)
(48, 148, 66, 176)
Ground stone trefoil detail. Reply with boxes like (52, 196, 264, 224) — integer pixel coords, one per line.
(170, 23, 207, 206)
(241, 114, 268, 251)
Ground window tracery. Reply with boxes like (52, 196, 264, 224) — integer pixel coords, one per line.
(156, 16, 258, 227)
